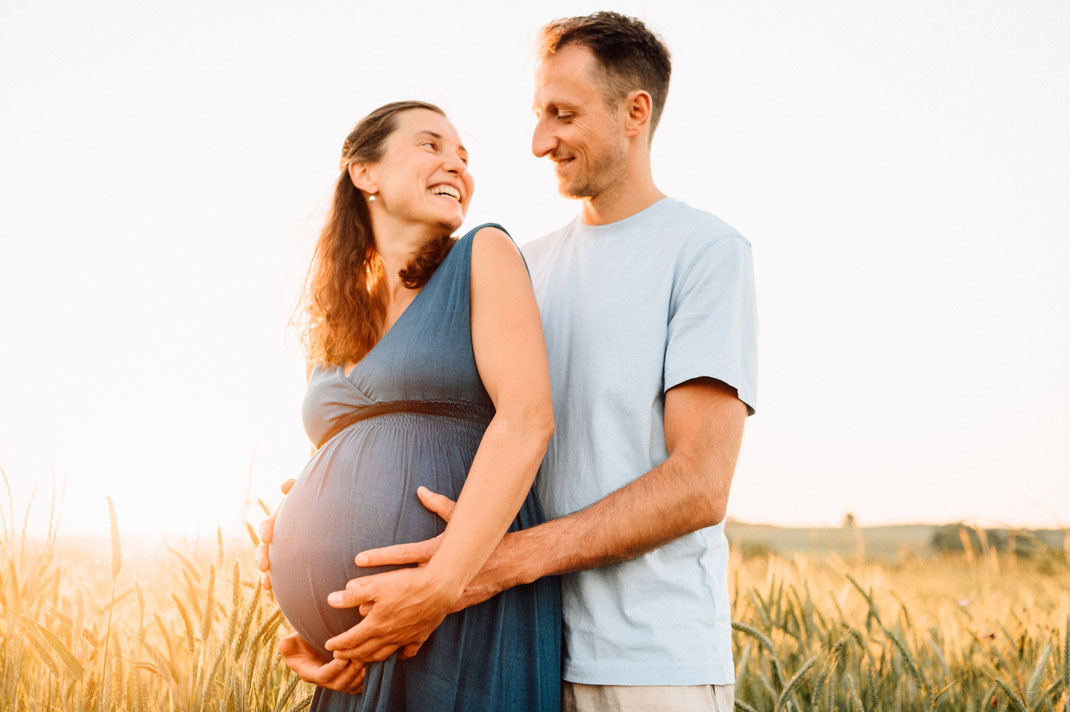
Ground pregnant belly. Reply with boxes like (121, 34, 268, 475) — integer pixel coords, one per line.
(269, 414, 482, 656)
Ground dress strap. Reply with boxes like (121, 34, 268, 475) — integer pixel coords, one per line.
(463, 222, 512, 239)
(459, 222, 532, 278)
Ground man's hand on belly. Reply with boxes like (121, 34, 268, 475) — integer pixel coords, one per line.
(350, 487, 521, 613)
(323, 562, 461, 662)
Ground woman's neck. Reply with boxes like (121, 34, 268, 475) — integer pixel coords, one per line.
(370, 214, 447, 300)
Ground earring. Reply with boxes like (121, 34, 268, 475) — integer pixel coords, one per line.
(368, 193, 376, 202)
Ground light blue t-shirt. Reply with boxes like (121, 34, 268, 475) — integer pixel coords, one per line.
(521, 197, 758, 686)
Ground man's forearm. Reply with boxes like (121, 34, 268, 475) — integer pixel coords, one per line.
(501, 382, 746, 587)
(506, 453, 729, 586)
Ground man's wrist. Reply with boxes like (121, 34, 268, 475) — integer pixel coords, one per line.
(501, 527, 550, 586)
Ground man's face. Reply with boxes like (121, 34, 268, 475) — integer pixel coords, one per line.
(532, 44, 628, 200)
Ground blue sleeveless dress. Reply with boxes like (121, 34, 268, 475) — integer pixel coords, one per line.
(269, 225, 561, 712)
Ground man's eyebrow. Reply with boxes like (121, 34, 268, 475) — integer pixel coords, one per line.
(532, 101, 577, 113)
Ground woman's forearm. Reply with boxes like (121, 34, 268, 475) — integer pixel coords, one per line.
(425, 225, 556, 599)
(422, 411, 553, 597)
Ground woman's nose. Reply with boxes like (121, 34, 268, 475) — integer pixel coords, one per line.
(443, 152, 467, 175)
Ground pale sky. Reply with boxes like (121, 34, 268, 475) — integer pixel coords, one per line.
(2, 0, 1068, 538)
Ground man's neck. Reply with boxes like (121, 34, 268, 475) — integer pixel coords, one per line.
(579, 153, 665, 226)
(580, 181, 665, 226)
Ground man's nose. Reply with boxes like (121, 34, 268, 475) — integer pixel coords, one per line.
(531, 118, 556, 158)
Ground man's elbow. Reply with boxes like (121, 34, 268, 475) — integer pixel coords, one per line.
(700, 494, 729, 529)
(678, 455, 731, 528)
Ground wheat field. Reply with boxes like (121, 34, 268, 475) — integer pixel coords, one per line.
(1, 488, 1068, 711)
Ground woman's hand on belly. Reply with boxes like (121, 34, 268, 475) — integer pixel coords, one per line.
(255, 478, 295, 591)
(278, 632, 366, 693)
(323, 564, 463, 663)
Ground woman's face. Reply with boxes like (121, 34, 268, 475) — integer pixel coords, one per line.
(361, 109, 474, 232)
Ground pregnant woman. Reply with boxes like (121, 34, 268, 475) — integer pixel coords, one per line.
(267, 101, 561, 711)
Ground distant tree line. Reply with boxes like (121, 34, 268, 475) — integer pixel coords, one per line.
(930, 523, 1066, 559)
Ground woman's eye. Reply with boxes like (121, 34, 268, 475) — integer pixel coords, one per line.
(421, 141, 436, 150)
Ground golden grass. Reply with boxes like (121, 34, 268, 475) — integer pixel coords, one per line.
(0, 476, 311, 712)
(729, 551, 1070, 711)
(1, 486, 1068, 711)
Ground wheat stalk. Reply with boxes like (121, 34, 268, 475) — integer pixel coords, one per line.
(100, 496, 122, 712)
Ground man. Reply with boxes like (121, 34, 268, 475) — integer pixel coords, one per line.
(259, 12, 757, 711)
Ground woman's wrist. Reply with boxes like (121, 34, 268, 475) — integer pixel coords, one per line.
(421, 555, 468, 603)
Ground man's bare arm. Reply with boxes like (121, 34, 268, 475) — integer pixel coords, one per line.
(355, 376, 746, 609)
(494, 377, 743, 581)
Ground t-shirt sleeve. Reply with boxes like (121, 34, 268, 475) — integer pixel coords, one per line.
(664, 233, 759, 415)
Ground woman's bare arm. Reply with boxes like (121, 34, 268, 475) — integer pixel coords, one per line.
(321, 226, 554, 662)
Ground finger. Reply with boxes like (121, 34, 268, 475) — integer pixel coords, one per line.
(399, 642, 423, 660)
(291, 665, 316, 684)
(254, 542, 270, 573)
(280, 633, 322, 682)
(324, 659, 364, 692)
(312, 658, 351, 686)
(281, 478, 295, 495)
(324, 622, 370, 654)
(258, 515, 276, 546)
(353, 640, 401, 663)
(416, 486, 456, 521)
(328, 626, 405, 662)
(331, 639, 401, 663)
(260, 572, 272, 591)
(347, 665, 366, 694)
(354, 540, 435, 568)
(327, 623, 396, 660)
(326, 579, 376, 610)
(358, 602, 372, 616)
(278, 631, 301, 655)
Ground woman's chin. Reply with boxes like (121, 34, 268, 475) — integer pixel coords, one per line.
(438, 212, 465, 233)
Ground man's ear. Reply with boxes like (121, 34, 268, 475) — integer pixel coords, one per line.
(623, 90, 653, 139)
(347, 161, 378, 195)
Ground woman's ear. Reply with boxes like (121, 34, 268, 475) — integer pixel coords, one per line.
(347, 161, 378, 195)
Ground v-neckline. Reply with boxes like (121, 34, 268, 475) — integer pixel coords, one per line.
(340, 236, 459, 380)
(341, 286, 426, 379)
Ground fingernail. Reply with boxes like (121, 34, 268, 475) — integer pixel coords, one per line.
(328, 592, 342, 605)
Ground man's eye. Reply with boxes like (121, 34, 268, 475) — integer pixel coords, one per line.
(421, 141, 436, 149)
(557, 113, 573, 121)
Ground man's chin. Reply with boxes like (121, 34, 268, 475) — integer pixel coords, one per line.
(557, 179, 595, 200)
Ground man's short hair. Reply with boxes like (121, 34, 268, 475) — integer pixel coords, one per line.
(538, 11, 672, 136)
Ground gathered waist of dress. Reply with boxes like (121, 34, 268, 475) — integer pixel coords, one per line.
(318, 399, 495, 449)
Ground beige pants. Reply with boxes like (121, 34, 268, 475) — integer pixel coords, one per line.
(563, 682, 735, 712)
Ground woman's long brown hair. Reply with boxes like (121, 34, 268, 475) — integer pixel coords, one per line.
(301, 101, 455, 368)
